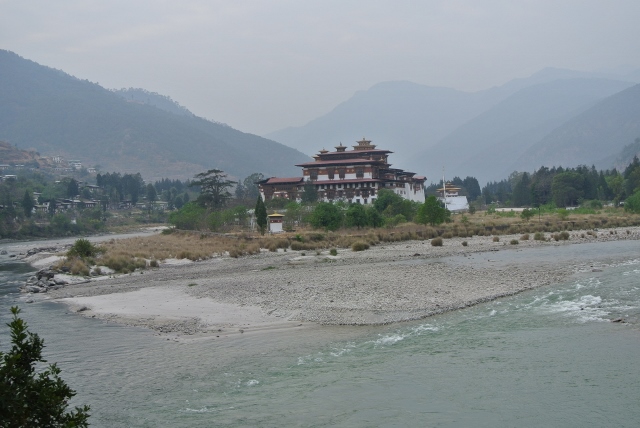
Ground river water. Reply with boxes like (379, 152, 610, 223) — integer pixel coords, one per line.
(1, 239, 639, 427)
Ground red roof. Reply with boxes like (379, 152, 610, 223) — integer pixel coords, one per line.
(295, 158, 385, 167)
(319, 149, 392, 156)
(264, 177, 303, 184)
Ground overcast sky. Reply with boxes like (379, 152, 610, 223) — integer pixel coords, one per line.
(2, 1, 640, 135)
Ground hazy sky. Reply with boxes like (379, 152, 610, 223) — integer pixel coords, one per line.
(2, 1, 640, 135)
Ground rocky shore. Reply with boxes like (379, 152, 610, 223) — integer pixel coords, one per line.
(25, 226, 638, 336)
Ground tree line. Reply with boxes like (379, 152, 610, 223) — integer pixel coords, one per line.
(480, 157, 640, 209)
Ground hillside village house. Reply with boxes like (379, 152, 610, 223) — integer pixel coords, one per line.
(258, 138, 426, 204)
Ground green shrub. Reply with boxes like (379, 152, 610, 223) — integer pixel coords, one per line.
(431, 237, 443, 246)
(510, 239, 519, 245)
(67, 238, 101, 259)
(351, 241, 370, 252)
(461, 241, 468, 247)
(492, 236, 500, 242)
(329, 248, 338, 256)
(534, 232, 545, 241)
(520, 233, 530, 240)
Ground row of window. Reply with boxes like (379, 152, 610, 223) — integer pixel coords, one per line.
(318, 182, 375, 190)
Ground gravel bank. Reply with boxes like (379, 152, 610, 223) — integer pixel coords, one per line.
(45, 226, 640, 334)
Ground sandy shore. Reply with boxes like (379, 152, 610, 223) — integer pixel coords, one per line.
(41, 226, 640, 336)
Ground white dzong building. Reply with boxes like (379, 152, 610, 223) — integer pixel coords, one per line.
(258, 138, 426, 204)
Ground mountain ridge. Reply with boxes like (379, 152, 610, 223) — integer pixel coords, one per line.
(0, 50, 310, 181)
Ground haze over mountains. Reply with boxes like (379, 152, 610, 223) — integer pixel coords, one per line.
(267, 69, 640, 184)
(2, 49, 640, 185)
(0, 50, 309, 181)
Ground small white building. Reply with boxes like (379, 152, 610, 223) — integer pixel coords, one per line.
(437, 182, 469, 212)
(268, 213, 285, 233)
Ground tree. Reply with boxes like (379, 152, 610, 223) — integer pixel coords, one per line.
(309, 202, 343, 231)
(66, 179, 79, 198)
(146, 183, 157, 203)
(190, 169, 236, 210)
(520, 208, 535, 222)
(552, 171, 584, 207)
(0, 307, 90, 427)
(417, 196, 447, 226)
(512, 172, 532, 207)
(243, 173, 265, 201)
(234, 182, 246, 201)
(300, 179, 318, 203)
(366, 206, 384, 228)
(255, 195, 268, 235)
(47, 198, 57, 216)
(345, 203, 367, 229)
(624, 189, 640, 213)
(21, 190, 34, 218)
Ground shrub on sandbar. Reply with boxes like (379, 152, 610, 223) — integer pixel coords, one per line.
(351, 241, 370, 252)
(431, 237, 443, 247)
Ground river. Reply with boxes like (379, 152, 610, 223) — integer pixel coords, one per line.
(1, 238, 639, 427)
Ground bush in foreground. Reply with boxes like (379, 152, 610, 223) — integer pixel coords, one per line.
(351, 241, 370, 252)
(431, 237, 443, 246)
(0, 307, 90, 426)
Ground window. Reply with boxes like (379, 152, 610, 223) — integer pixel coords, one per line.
(327, 168, 335, 179)
(338, 168, 346, 179)
(355, 167, 364, 178)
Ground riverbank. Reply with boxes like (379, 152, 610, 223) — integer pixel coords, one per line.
(31, 226, 640, 337)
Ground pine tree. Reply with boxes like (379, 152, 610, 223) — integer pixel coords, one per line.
(255, 195, 268, 235)
(21, 190, 34, 218)
(0, 307, 90, 426)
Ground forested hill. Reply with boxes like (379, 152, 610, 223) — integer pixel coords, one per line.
(0, 50, 310, 181)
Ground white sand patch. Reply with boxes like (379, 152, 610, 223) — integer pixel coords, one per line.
(61, 286, 276, 326)
(162, 258, 194, 266)
(30, 255, 64, 268)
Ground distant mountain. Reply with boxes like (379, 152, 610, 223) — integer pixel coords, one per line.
(513, 83, 640, 173)
(0, 50, 309, 181)
(265, 81, 507, 171)
(416, 78, 636, 183)
(608, 138, 640, 171)
(112, 88, 195, 117)
(265, 68, 639, 181)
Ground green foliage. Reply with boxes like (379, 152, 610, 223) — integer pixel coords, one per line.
(431, 237, 443, 246)
(624, 190, 640, 213)
(190, 169, 236, 210)
(300, 180, 318, 203)
(366, 206, 385, 228)
(520, 208, 535, 221)
(255, 195, 268, 235)
(329, 248, 338, 256)
(67, 238, 101, 259)
(0, 307, 90, 427)
(417, 196, 448, 226)
(168, 202, 207, 229)
(309, 202, 343, 231)
(21, 190, 34, 218)
(345, 203, 368, 229)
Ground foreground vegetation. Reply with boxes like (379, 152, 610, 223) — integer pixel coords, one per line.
(0, 307, 90, 427)
(56, 207, 640, 276)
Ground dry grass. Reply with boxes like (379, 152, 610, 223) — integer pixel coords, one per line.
(72, 209, 639, 274)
